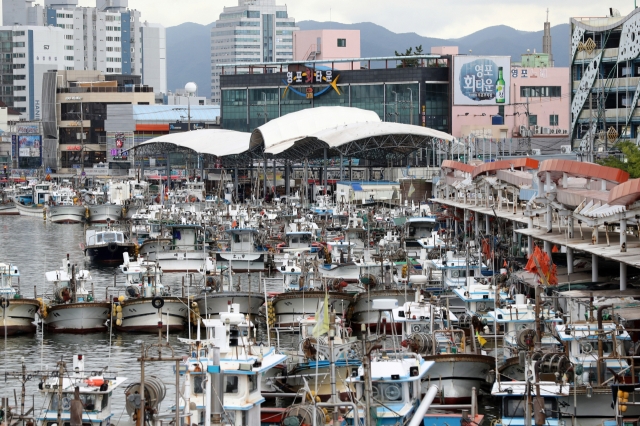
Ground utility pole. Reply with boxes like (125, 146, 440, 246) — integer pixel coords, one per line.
(80, 99, 84, 177)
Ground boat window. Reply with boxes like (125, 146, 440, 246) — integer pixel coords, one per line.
(368, 383, 403, 403)
(581, 341, 613, 354)
(225, 375, 239, 394)
(103, 233, 116, 243)
(116, 234, 124, 243)
(193, 376, 204, 394)
(504, 397, 557, 418)
(291, 237, 299, 244)
(248, 374, 257, 392)
(233, 234, 241, 243)
(101, 394, 108, 410)
(96, 234, 103, 244)
(50, 393, 97, 411)
(242, 234, 251, 243)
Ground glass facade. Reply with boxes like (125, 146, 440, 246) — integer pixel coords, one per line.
(262, 14, 274, 62)
(424, 84, 448, 132)
(384, 83, 419, 124)
(0, 31, 14, 107)
(350, 85, 384, 119)
(221, 70, 452, 137)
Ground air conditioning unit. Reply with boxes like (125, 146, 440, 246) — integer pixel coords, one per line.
(532, 149, 541, 155)
(542, 127, 551, 135)
(560, 145, 572, 154)
(556, 129, 563, 134)
(562, 130, 568, 134)
(519, 125, 528, 135)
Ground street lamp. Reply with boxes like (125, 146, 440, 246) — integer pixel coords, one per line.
(184, 82, 197, 132)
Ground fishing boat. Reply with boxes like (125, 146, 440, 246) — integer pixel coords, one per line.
(47, 186, 86, 224)
(0, 263, 39, 335)
(194, 270, 264, 321)
(404, 215, 438, 257)
(14, 182, 51, 217)
(42, 257, 110, 333)
(319, 241, 361, 281)
(491, 380, 568, 426)
(173, 303, 287, 426)
(36, 354, 127, 426)
(84, 223, 135, 265)
(214, 227, 267, 272)
(115, 253, 189, 332)
(0, 187, 18, 215)
(273, 312, 360, 401)
(140, 223, 212, 272)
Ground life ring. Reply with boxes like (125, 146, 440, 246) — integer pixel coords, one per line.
(0, 297, 9, 308)
(151, 297, 164, 309)
(107, 242, 118, 253)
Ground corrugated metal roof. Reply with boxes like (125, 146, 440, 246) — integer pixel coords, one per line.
(132, 105, 220, 123)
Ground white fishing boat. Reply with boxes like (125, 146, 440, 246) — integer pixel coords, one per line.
(0, 187, 18, 215)
(0, 263, 39, 335)
(140, 224, 211, 272)
(42, 256, 110, 333)
(319, 241, 360, 281)
(214, 227, 267, 272)
(84, 224, 135, 265)
(115, 253, 188, 332)
(14, 182, 51, 217)
(36, 354, 127, 426)
(172, 303, 288, 426)
(47, 186, 86, 224)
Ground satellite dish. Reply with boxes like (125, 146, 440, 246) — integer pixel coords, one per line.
(610, 8, 621, 17)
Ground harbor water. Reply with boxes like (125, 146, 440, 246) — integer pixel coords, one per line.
(0, 215, 501, 423)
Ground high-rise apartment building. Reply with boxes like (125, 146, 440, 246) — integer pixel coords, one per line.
(210, 0, 298, 104)
(1, 0, 166, 119)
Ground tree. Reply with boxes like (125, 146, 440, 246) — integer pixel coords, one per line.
(394, 45, 424, 68)
(597, 141, 640, 178)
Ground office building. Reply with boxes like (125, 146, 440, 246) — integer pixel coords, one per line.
(41, 69, 154, 172)
(0, 25, 68, 119)
(210, 0, 298, 104)
(1, 0, 166, 119)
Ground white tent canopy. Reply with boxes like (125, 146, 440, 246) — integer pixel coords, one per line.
(251, 106, 381, 154)
(134, 129, 251, 156)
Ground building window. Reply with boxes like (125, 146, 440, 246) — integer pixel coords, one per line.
(520, 86, 561, 98)
(498, 105, 504, 116)
(549, 114, 559, 126)
(337, 38, 346, 47)
(276, 11, 288, 18)
(64, 56, 74, 61)
(12, 42, 25, 47)
(65, 35, 74, 40)
(247, 11, 260, 18)
(529, 115, 537, 126)
(65, 45, 74, 50)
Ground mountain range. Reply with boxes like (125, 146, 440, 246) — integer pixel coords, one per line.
(166, 20, 570, 99)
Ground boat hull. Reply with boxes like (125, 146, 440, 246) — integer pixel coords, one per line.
(43, 302, 111, 333)
(0, 203, 18, 215)
(272, 291, 354, 327)
(117, 297, 187, 333)
(421, 353, 494, 404)
(215, 253, 266, 272)
(319, 263, 360, 281)
(350, 289, 408, 332)
(85, 243, 134, 265)
(195, 292, 264, 319)
(88, 204, 123, 223)
(14, 201, 45, 218)
(0, 299, 39, 335)
(48, 205, 86, 224)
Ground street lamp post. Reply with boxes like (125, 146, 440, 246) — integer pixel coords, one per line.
(184, 82, 197, 181)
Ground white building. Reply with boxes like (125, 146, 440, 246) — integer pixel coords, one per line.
(0, 26, 67, 119)
(210, 0, 298, 104)
(0, 0, 166, 118)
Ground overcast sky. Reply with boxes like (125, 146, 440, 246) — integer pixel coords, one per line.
(31, 1, 640, 37)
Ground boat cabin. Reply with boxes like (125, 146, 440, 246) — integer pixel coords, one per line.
(492, 381, 568, 426)
(86, 229, 126, 247)
(0, 263, 20, 298)
(37, 354, 127, 426)
(226, 228, 258, 253)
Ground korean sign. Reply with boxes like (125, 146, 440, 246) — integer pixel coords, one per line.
(282, 67, 342, 99)
(453, 56, 511, 105)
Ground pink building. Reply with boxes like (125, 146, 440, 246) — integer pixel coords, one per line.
(452, 64, 570, 140)
(293, 30, 360, 70)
